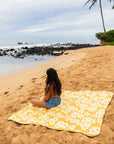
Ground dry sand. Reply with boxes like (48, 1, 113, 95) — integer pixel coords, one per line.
(0, 46, 114, 144)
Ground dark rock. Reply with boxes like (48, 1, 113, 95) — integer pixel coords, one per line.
(0, 52, 3, 56)
(64, 53, 69, 55)
(0, 43, 99, 58)
(22, 47, 29, 50)
(18, 42, 23, 45)
(51, 51, 64, 56)
(10, 48, 14, 51)
(3, 51, 7, 56)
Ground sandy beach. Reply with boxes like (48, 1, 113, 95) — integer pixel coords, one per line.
(0, 45, 114, 144)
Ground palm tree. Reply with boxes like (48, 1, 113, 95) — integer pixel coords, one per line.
(84, 0, 114, 32)
(109, 0, 114, 9)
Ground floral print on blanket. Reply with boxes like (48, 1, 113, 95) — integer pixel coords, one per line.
(8, 91, 113, 137)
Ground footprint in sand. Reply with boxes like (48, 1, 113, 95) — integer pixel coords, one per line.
(31, 78, 37, 83)
(20, 85, 23, 88)
(4, 91, 9, 95)
(17, 85, 24, 90)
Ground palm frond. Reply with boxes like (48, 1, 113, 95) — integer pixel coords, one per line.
(108, 0, 114, 9)
(84, 0, 114, 9)
(84, 0, 92, 6)
(84, 0, 97, 9)
(89, 0, 97, 9)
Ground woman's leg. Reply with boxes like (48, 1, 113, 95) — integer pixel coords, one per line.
(31, 99, 48, 109)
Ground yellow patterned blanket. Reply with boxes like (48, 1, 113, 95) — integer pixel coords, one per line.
(8, 91, 113, 137)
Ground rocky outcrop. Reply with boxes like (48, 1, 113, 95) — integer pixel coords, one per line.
(0, 43, 99, 58)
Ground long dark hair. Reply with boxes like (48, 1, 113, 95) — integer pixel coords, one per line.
(46, 68, 61, 95)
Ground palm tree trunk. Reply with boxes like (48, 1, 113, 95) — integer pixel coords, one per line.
(99, 0, 106, 32)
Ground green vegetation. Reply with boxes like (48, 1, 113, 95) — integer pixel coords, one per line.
(103, 42, 114, 46)
(96, 30, 114, 42)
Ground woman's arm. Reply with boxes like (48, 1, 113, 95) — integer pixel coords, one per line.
(45, 90, 50, 101)
(44, 84, 50, 101)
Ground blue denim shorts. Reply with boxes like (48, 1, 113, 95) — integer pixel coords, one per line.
(45, 97, 61, 109)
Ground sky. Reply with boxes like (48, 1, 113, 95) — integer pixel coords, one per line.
(0, 0, 114, 44)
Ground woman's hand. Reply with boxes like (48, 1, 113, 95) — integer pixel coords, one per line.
(40, 96, 46, 101)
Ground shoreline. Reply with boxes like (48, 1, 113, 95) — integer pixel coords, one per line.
(0, 45, 114, 144)
(0, 55, 56, 78)
(0, 43, 98, 78)
(0, 49, 85, 93)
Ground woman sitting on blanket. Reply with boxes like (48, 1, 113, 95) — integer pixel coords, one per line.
(31, 68, 62, 109)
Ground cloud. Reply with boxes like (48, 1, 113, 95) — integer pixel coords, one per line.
(14, 7, 114, 34)
(0, 0, 86, 32)
(0, 0, 113, 43)
(0, 0, 85, 22)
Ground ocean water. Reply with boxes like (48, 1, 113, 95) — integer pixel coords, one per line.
(0, 40, 75, 77)
(0, 55, 55, 77)
(0, 40, 57, 77)
(0, 40, 51, 49)
(0, 39, 98, 77)
(0, 39, 99, 49)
